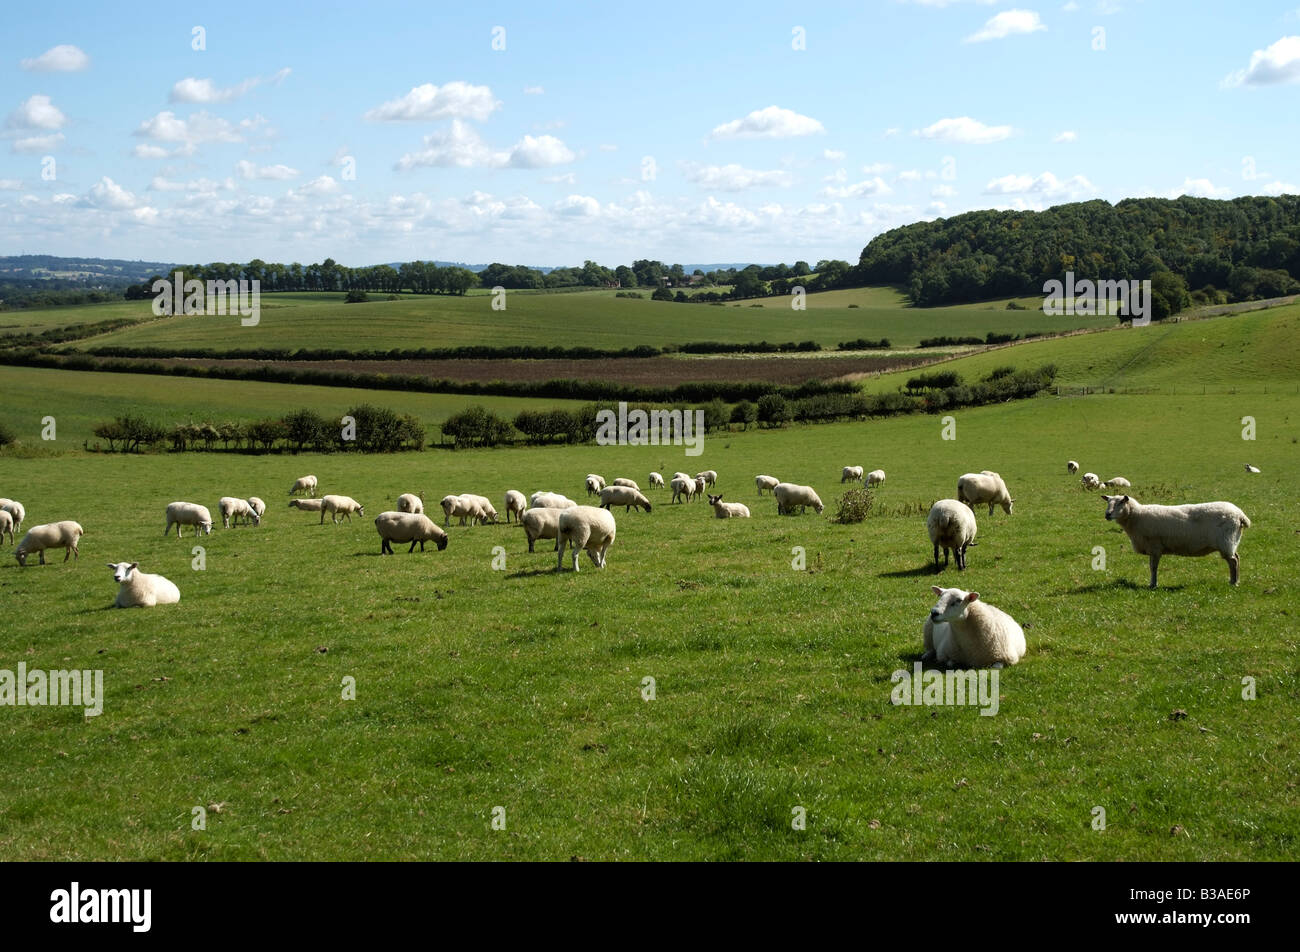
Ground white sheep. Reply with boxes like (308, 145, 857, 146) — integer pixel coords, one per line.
(0, 509, 13, 545)
(107, 561, 180, 608)
(695, 470, 718, 489)
(707, 493, 750, 519)
(397, 493, 424, 514)
(693, 476, 707, 500)
(866, 469, 886, 487)
(671, 472, 693, 486)
(670, 476, 696, 504)
(774, 482, 824, 515)
(1081, 472, 1101, 490)
(841, 465, 864, 483)
(15, 520, 84, 566)
(556, 506, 616, 572)
(923, 586, 1026, 669)
(648, 472, 665, 489)
(247, 497, 266, 521)
(530, 491, 577, 510)
(598, 485, 652, 513)
(521, 507, 563, 552)
(374, 511, 448, 554)
(957, 472, 1014, 516)
(586, 474, 606, 497)
(289, 475, 318, 497)
(504, 490, 528, 524)
(1244, 465, 1261, 474)
(755, 475, 779, 496)
(164, 502, 213, 538)
(1067, 460, 1080, 474)
(1101, 494, 1251, 588)
(459, 493, 498, 524)
(320, 494, 364, 524)
(927, 499, 977, 571)
(0, 498, 25, 532)
(219, 496, 261, 529)
(289, 498, 324, 512)
(612, 477, 641, 491)
(1103, 477, 1131, 489)
(440, 494, 472, 525)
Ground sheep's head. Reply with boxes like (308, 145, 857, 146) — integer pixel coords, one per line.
(248, 511, 261, 526)
(708, 494, 723, 506)
(813, 501, 825, 514)
(15, 549, 27, 566)
(200, 522, 213, 534)
(1003, 498, 1015, 515)
(929, 586, 978, 623)
(108, 561, 139, 583)
(1102, 494, 1132, 522)
(436, 535, 449, 551)
(356, 505, 365, 517)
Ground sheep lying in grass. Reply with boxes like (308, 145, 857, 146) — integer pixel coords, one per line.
(927, 499, 977, 571)
(248, 497, 266, 521)
(504, 490, 527, 524)
(0, 510, 13, 545)
(1081, 472, 1101, 490)
(841, 465, 864, 484)
(320, 495, 364, 525)
(586, 474, 605, 497)
(1104, 477, 1131, 489)
(556, 506, 616, 572)
(670, 476, 696, 504)
(1244, 464, 1261, 474)
(289, 498, 324, 512)
(521, 507, 563, 552)
(755, 475, 779, 496)
(774, 482, 824, 515)
(15, 520, 84, 566)
(1101, 494, 1251, 588)
(867, 469, 886, 488)
(108, 561, 180, 608)
(598, 485, 652, 513)
(695, 470, 718, 489)
(612, 477, 641, 491)
(1067, 460, 1080, 474)
(374, 511, 448, 554)
(219, 496, 261, 528)
(923, 586, 1026, 669)
(0, 499, 25, 532)
(397, 493, 423, 514)
(289, 475, 317, 497)
(648, 472, 665, 489)
(707, 493, 750, 519)
(957, 472, 1014, 516)
(165, 502, 212, 538)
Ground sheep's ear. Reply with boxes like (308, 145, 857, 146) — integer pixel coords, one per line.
(106, 563, 116, 568)
(931, 585, 943, 596)
(1122, 495, 1130, 503)
(129, 562, 139, 570)
(1101, 494, 1112, 502)
(966, 592, 980, 603)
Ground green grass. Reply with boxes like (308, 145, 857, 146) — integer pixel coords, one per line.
(0, 299, 150, 333)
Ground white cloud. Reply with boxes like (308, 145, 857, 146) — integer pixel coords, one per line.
(965, 9, 1047, 43)
(983, 171, 1096, 196)
(509, 134, 576, 168)
(133, 111, 262, 155)
(709, 105, 825, 140)
(131, 144, 171, 159)
(1223, 36, 1300, 87)
(822, 148, 846, 160)
(825, 168, 847, 183)
(7, 94, 67, 130)
(542, 172, 576, 185)
(395, 120, 575, 170)
(1261, 180, 1300, 195)
(149, 175, 235, 194)
(927, 201, 948, 215)
(524, 85, 545, 95)
(236, 160, 299, 180)
(1061, 1, 1079, 10)
(684, 163, 794, 191)
(87, 176, 141, 210)
(822, 176, 893, 199)
(0, 178, 22, 190)
(555, 194, 600, 216)
(862, 162, 893, 174)
(295, 175, 342, 196)
(364, 81, 500, 122)
(598, 143, 618, 152)
(1169, 177, 1231, 199)
(12, 133, 64, 153)
(897, 169, 922, 182)
(20, 44, 90, 72)
(882, 127, 900, 138)
(170, 69, 289, 104)
(1053, 130, 1078, 143)
(932, 184, 958, 197)
(916, 116, 1013, 144)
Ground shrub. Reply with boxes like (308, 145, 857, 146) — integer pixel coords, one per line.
(730, 400, 757, 430)
(344, 289, 369, 303)
(0, 421, 13, 447)
(651, 287, 675, 302)
(905, 370, 964, 392)
(757, 393, 790, 427)
(833, 486, 874, 524)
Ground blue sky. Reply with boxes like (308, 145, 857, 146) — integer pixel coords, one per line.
(1, 0, 1297, 267)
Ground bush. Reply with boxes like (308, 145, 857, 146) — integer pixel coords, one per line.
(833, 486, 874, 524)
(344, 289, 369, 303)
(651, 287, 675, 302)
(905, 370, 964, 392)
(837, 337, 890, 350)
(442, 405, 515, 448)
(283, 408, 330, 453)
(730, 400, 757, 430)
(757, 393, 790, 427)
(0, 421, 13, 447)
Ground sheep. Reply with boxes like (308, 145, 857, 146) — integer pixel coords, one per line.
(504, 490, 528, 524)
(841, 465, 864, 484)
(707, 493, 750, 519)
(755, 475, 779, 496)
(320, 495, 364, 525)
(397, 493, 424, 514)
(556, 506, 616, 572)
(0, 510, 12, 545)
(0, 498, 25, 532)
(107, 561, 180, 608)
(695, 470, 718, 489)
(521, 507, 563, 553)
(1067, 460, 1080, 474)
(586, 474, 606, 497)
(164, 502, 213, 538)
(671, 472, 693, 487)
(694, 476, 708, 500)
(1101, 494, 1251, 588)
(612, 477, 641, 491)
(289, 475, 318, 497)
(530, 491, 577, 510)
(1103, 477, 1131, 489)
(1245, 464, 1261, 474)
(247, 497, 266, 521)
(441, 494, 472, 525)
(648, 472, 665, 489)
(374, 511, 448, 554)
(459, 493, 498, 524)
(598, 485, 652, 513)
(927, 499, 977, 571)
(923, 586, 1026, 669)
(289, 498, 324, 512)
(774, 482, 824, 515)
(670, 476, 696, 504)
(1081, 472, 1101, 490)
(956, 472, 1014, 516)
(15, 521, 84, 566)
(219, 496, 261, 529)
(867, 469, 886, 487)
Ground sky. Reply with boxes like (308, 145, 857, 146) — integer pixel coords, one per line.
(1, 0, 1298, 268)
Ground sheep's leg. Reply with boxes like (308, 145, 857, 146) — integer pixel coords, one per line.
(409, 540, 418, 553)
(556, 537, 567, 571)
(990, 661, 1004, 670)
(1227, 552, 1240, 586)
(933, 543, 941, 571)
(39, 551, 46, 565)
(320, 511, 326, 525)
(527, 535, 535, 553)
(1148, 553, 1160, 589)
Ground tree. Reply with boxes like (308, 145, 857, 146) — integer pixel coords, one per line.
(615, 265, 636, 288)
(757, 394, 789, 427)
(1148, 270, 1189, 321)
(651, 286, 675, 302)
(730, 401, 757, 430)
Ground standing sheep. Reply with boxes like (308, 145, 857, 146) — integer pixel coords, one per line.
(586, 475, 605, 497)
(504, 490, 528, 524)
(841, 466, 864, 484)
(670, 476, 695, 504)
(1101, 494, 1251, 588)
(289, 498, 324, 513)
(1067, 460, 1080, 474)
(397, 493, 424, 514)
(612, 477, 641, 491)
(219, 496, 261, 529)
(165, 502, 213, 538)
(289, 475, 318, 497)
(530, 491, 577, 510)
(774, 482, 824, 515)
(374, 511, 448, 554)
(927, 499, 977, 571)
(648, 472, 665, 489)
(15, 521, 84, 566)
(867, 469, 886, 487)
(695, 470, 718, 489)
(957, 472, 1014, 516)
(706, 494, 750, 519)
(521, 507, 563, 553)
(755, 475, 779, 496)
(458, 493, 498, 524)
(247, 497, 267, 521)
(107, 561, 180, 607)
(693, 476, 708, 500)
(0, 509, 13, 545)
(598, 485, 652, 513)
(0, 498, 25, 532)
(556, 506, 616, 572)
(320, 495, 364, 525)
(923, 586, 1026, 669)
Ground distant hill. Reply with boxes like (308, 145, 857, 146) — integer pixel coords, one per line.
(0, 255, 178, 286)
(382, 261, 772, 274)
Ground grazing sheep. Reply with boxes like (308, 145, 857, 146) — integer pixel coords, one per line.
(867, 469, 886, 488)
(1103, 477, 1131, 489)
(927, 499, 977, 571)
(1081, 472, 1101, 490)
(1101, 494, 1251, 588)
(0, 499, 25, 532)
(957, 472, 1014, 516)
(459, 493, 498, 524)
(107, 561, 180, 608)
(374, 511, 448, 554)
(598, 485, 653, 513)
(612, 477, 641, 491)
(15, 520, 84, 566)
(671, 471, 692, 484)
(556, 506, 616, 572)
(397, 493, 424, 514)
(586, 474, 605, 497)
(841, 465, 864, 484)
(440, 494, 472, 525)
(755, 475, 779, 496)
(289, 475, 318, 497)
(707, 493, 750, 519)
(774, 482, 824, 515)
(320, 495, 364, 525)
(670, 476, 696, 504)
(695, 470, 718, 489)
(219, 496, 261, 529)
(247, 497, 266, 521)
(923, 586, 1026, 669)
(0, 510, 12, 545)
(1245, 464, 1261, 474)
(648, 472, 665, 489)
(504, 490, 528, 524)
(530, 491, 577, 510)
(1067, 460, 1080, 474)
(521, 507, 563, 553)
(289, 498, 324, 512)
(164, 502, 213, 538)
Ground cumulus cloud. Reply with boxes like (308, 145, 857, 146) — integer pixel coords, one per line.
(364, 81, 500, 122)
(822, 148, 846, 160)
(916, 116, 1013, 144)
(1169, 177, 1231, 199)
(821, 176, 892, 199)
(1053, 130, 1078, 143)
(1223, 36, 1300, 87)
(0, 178, 22, 190)
(395, 120, 575, 170)
(236, 160, 299, 180)
(20, 44, 90, 72)
(7, 94, 66, 130)
(170, 69, 290, 104)
(983, 171, 1095, 196)
(12, 133, 64, 153)
(964, 9, 1046, 43)
(554, 194, 600, 216)
(86, 176, 142, 210)
(932, 184, 958, 197)
(133, 110, 262, 155)
(683, 163, 794, 191)
(1260, 180, 1300, 195)
(709, 106, 825, 140)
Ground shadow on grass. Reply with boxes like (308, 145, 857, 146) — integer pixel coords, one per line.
(1065, 578, 1184, 594)
(878, 564, 945, 578)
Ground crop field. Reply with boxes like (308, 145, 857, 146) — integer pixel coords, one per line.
(0, 310, 1296, 860)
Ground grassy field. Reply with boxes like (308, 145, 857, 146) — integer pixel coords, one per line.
(0, 308, 1296, 860)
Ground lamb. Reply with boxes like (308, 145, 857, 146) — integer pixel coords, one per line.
(612, 477, 641, 491)
(956, 472, 1014, 516)
(1081, 472, 1101, 490)
(755, 475, 779, 496)
(521, 507, 563, 552)
(164, 502, 213, 537)
(648, 472, 665, 489)
(289, 498, 324, 512)
(219, 496, 261, 529)
(774, 482, 824, 515)
(841, 465, 864, 483)
(1244, 465, 1261, 474)
(707, 493, 750, 519)
(1103, 477, 1131, 489)
(670, 476, 696, 504)
(107, 561, 180, 608)
(598, 485, 652, 513)
(586, 474, 606, 497)
(866, 469, 886, 487)
(289, 475, 318, 497)
(694, 476, 708, 500)
(695, 470, 718, 489)
(247, 497, 266, 521)
(1101, 494, 1251, 588)
(923, 586, 1026, 669)
(556, 506, 616, 572)
(927, 499, 977, 571)
(320, 494, 364, 525)
(530, 491, 577, 510)
(15, 520, 84, 566)
(504, 490, 528, 524)
(0, 498, 25, 532)
(0, 510, 13, 545)
(374, 511, 448, 554)
(1067, 460, 1080, 474)
(397, 493, 424, 514)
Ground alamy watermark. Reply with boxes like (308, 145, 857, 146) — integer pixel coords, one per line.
(891, 662, 999, 716)
(152, 270, 260, 326)
(595, 401, 704, 456)
(1043, 271, 1150, 326)
(1, 664, 103, 717)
